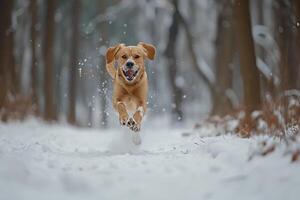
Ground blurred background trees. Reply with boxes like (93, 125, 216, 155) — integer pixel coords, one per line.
(0, 0, 299, 131)
(67, 0, 80, 125)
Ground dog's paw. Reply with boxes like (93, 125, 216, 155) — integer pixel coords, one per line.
(119, 115, 129, 126)
(127, 118, 135, 127)
(132, 123, 141, 132)
(127, 118, 141, 132)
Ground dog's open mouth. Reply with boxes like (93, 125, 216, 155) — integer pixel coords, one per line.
(123, 69, 139, 81)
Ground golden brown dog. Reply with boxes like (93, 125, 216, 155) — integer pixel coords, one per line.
(105, 42, 156, 132)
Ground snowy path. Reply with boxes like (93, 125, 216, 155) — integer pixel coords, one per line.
(0, 120, 299, 200)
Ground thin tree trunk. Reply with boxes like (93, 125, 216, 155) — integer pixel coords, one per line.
(274, 0, 294, 124)
(292, 0, 300, 89)
(98, 1, 109, 128)
(165, 0, 183, 122)
(30, 0, 39, 114)
(43, 0, 57, 121)
(68, 0, 80, 125)
(212, 0, 234, 116)
(0, 0, 15, 110)
(234, 0, 261, 116)
(275, 0, 293, 91)
(256, 0, 275, 99)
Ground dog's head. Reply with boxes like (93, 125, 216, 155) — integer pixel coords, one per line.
(106, 42, 156, 83)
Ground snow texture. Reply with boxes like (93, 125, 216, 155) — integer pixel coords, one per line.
(0, 119, 299, 200)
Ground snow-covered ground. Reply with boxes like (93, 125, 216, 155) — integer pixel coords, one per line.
(0, 119, 299, 200)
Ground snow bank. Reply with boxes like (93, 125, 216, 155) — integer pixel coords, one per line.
(0, 119, 299, 200)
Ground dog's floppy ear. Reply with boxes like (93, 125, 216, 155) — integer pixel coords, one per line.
(138, 42, 156, 60)
(105, 43, 124, 63)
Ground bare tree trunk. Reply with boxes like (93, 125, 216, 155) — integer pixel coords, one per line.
(0, 0, 15, 110)
(30, 0, 39, 114)
(98, 1, 109, 128)
(234, 0, 261, 116)
(256, 0, 275, 98)
(275, 0, 294, 91)
(212, 0, 234, 116)
(0, 1, 11, 109)
(292, 0, 300, 89)
(165, 0, 183, 122)
(43, 0, 57, 121)
(68, 0, 80, 125)
(8, 27, 18, 96)
(274, 0, 295, 124)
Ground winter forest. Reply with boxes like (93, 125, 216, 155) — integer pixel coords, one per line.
(0, 0, 300, 199)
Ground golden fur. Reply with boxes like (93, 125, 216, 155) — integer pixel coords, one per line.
(105, 42, 156, 132)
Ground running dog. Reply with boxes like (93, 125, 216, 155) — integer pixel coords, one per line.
(105, 42, 156, 132)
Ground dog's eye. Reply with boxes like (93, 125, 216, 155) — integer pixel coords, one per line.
(122, 55, 127, 59)
(134, 55, 140, 59)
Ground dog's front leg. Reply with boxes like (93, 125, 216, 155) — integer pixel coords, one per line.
(128, 105, 145, 132)
(133, 106, 144, 125)
(116, 102, 129, 126)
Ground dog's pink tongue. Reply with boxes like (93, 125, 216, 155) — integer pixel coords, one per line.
(126, 70, 134, 78)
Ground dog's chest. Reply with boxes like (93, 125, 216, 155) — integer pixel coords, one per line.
(122, 95, 138, 116)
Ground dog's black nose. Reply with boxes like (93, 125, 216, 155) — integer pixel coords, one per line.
(126, 61, 134, 68)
